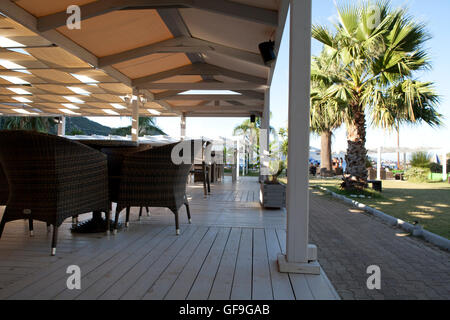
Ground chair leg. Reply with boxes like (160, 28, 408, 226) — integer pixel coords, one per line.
(174, 210, 180, 235)
(125, 207, 130, 228)
(47, 222, 51, 233)
(202, 163, 207, 196)
(114, 208, 121, 234)
(0, 214, 7, 238)
(28, 218, 34, 237)
(185, 203, 191, 224)
(106, 210, 111, 235)
(146, 207, 150, 216)
(207, 167, 211, 193)
(138, 207, 143, 221)
(51, 226, 58, 256)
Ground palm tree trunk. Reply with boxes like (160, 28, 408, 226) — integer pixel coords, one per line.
(320, 130, 332, 172)
(396, 123, 400, 169)
(343, 103, 368, 190)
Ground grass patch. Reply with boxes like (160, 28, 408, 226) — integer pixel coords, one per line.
(309, 178, 450, 239)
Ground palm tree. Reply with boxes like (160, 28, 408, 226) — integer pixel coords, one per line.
(233, 117, 275, 168)
(372, 80, 441, 168)
(310, 50, 345, 173)
(233, 119, 257, 166)
(312, 0, 441, 189)
(111, 117, 165, 136)
(0, 116, 56, 133)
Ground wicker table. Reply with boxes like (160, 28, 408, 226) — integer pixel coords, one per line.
(71, 140, 146, 233)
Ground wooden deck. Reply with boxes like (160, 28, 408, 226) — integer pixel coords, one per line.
(0, 177, 339, 300)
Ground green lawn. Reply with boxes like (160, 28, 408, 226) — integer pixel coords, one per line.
(308, 178, 450, 239)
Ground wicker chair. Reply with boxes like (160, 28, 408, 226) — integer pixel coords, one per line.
(190, 140, 212, 196)
(0, 130, 109, 255)
(111, 141, 199, 235)
(0, 165, 8, 206)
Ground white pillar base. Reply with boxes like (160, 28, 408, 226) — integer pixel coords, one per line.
(277, 244, 319, 274)
(277, 254, 320, 275)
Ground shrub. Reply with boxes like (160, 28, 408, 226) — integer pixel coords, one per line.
(410, 152, 431, 168)
(429, 162, 442, 173)
(404, 167, 430, 183)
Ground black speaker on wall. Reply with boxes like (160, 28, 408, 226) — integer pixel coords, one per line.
(258, 41, 276, 65)
(250, 114, 256, 123)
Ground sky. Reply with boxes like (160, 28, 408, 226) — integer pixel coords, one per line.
(91, 0, 450, 157)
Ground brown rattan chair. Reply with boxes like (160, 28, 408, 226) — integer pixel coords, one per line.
(111, 141, 200, 235)
(0, 165, 8, 206)
(0, 130, 109, 255)
(190, 140, 212, 196)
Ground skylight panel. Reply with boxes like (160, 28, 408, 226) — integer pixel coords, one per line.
(103, 109, 119, 115)
(110, 103, 127, 110)
(67, 86, 90, 95)
(148, 109, 161, 115)
(62, 103, 80, 110)
(12, 96, 32, 103)
(7, 88, 31, 95)
(59, 108, 80, 115)
(0, 60, 26, 70)
(0, 37, 25, 48)
(71, 74, 99, 84)
(64, 96, 85, 104)
(0, 76, 29, 85)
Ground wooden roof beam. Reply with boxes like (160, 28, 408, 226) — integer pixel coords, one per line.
(132, 63, 267, 87)
(98, 36, 266, 68)
(136, 82, 267, 91)
(37, 0, 278, 32)
(159, 94, 263, 101)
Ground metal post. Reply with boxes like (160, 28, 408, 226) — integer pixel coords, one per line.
(279, 0, 319, 274)
(131, 88, 139, 142)
(180, 113, 186, 139)
(377, 147, 382, 180)
(57, 116, 66, 136)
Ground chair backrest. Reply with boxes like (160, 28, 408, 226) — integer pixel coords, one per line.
(117, 140, 201, 209)
(0, 130, 59, 209)
(0, 164, 8, 205)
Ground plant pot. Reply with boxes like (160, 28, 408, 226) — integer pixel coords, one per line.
(260, 181, 286, 208)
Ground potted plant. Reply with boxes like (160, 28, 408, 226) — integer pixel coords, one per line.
(260, 160, 286, 208)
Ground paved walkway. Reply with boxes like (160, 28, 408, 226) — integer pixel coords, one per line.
(310, 188, 450, 300)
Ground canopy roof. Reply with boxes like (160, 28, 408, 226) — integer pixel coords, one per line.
(0, 0, 287, 118)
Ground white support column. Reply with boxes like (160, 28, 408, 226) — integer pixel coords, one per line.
(232, 140, 238, 183)
(278, 0, 319, 275)
(131, 88, 139, 142)
(236, 139, 240, 179)
(377, 147, 382, 180)
(443, 150, 447, 182)
(57, 116, 66, 136)
(180, 113, 186, 139)
(260, 88, 271, 180)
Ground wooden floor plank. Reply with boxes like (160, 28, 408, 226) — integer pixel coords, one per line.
(265, 229, 295, 300)
(163, 227, 219, 300)
(106, 225, 200, 300)
(305, 271, 340, 300)
(26, 227, 163, 300)
(0, 178, 340, 301)
(136, 227, 210, 300)
(187, 227, 230, 300)
(66, 226, 172, 300)
(252, 229, 273, 300)
(289, 274, 314, 300)
(0, 228, 148, 300)
(230, 228, 253, 300)
(208, 228, 241, 300)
